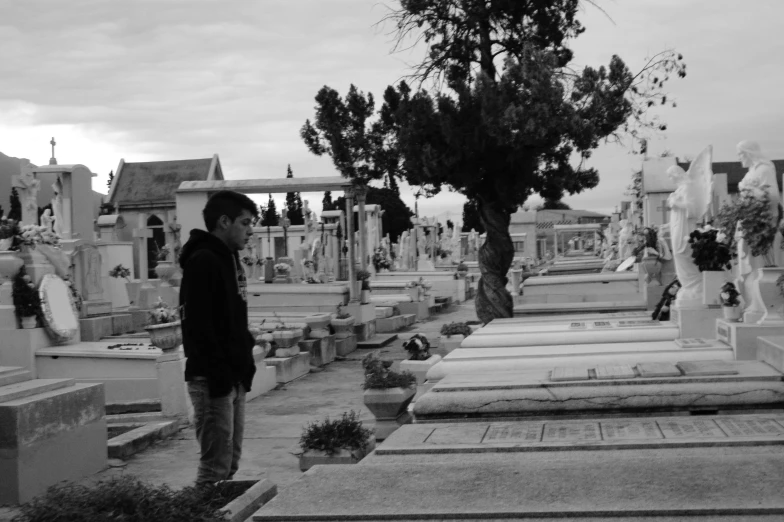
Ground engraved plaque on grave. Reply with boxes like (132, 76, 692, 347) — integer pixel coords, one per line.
(618, 319, 660, 327)
(714, 418, 784, 437)
(483, 423, 544, 444)
(542, 422, 601, 442)
(551, 367, 590, 382)
(676, 360, 739, 376)
(675, 338, 712, 348)
(657, 419, 727, 439)
(593, 321, 612, 328)
(569, 322, 587, 330)
(426, 425, 488, 445)
(594, 364, 636, 380)
(601, 421, 663, 440)
(636, 362, 682, 378)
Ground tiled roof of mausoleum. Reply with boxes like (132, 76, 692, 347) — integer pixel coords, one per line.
(677, 159, 784, 194)
(110, 156, 223, 206)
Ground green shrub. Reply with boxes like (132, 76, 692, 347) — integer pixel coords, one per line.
(361, 352, 417, 390)
(298, 411, 372, 455)
(13, 475, 246, 522)
(12, 266, 40, 318)
(440, 322, 473, 338)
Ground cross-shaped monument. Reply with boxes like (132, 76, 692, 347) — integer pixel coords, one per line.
(132, 213, 154, 293)
(49, 137, 57, 165)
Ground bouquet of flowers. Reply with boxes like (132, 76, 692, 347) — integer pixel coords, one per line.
(688, 225, 732, 272)
(17, 224, 59, 247)
(0, 218, 17, 240)
(241, 253, 258, 267)
(403, 333, 431, 361)
(720, 281, 741, 307)
(372, 247, 390, 272)
(716, 182, 777, 260)
(148, 297, 180, 325)
(155, 244, 171, 262)
(108, 264, 132, 282)
(274, 263, 291, 273)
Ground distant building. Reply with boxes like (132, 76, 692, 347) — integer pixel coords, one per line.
(510, 208, 611, 261)
(107, 154, 224, 277)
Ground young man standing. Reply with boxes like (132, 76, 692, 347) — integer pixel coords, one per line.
(179, 190, 259, 486)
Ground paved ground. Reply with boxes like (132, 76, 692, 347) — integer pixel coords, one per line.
(92, 299, 477, 492)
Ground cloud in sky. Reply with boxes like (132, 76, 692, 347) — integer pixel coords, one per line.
(2, 0, 784, 220)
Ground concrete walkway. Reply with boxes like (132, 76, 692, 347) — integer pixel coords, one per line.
(89, 299, 479, 491)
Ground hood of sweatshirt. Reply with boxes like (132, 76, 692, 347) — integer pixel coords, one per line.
(179, 229, 234, 269)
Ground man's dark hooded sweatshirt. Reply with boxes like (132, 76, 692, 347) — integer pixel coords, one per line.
(179, 229, 256, 398)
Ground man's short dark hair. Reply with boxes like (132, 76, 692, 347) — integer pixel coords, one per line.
(202, 190, 259, 232)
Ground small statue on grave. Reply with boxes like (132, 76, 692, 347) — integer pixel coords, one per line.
(12, 162, 41, 225)
(666, 144, 714, 307)
(52, 176, 65, 237)
(41, 208, 54, 232)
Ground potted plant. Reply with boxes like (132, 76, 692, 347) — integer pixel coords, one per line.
(268, 316, 304, 357)
(356, 269, 371, 304)
(273, 262, 291, 283)
(12, 265, 40, 328)
(330, 303, 355, 338)
(720, 281, 743, 322)
(689, 225, 732, 305)
(439, 321, 472, 352)
(109, 263, 136, 306)
(296, 411, 375, 472)
(400, 333, 442, 384)
(361, 353, 417, 441)
(145, 297, 182, 351)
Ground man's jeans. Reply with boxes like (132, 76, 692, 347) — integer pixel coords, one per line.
(187, 380, 246, 486)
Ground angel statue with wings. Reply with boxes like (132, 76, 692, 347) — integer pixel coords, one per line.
(666, 145, 714, 308)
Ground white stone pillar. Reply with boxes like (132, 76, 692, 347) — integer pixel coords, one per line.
(356, 186, 368, 271)
(345, 189, 357, 301)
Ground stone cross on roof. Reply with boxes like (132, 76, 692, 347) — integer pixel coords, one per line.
(49, 137, 57, 165)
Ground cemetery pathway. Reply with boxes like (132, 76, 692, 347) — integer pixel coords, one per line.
(86, 298, 478, 492)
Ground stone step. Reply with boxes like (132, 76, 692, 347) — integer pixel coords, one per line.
(376, 315, 407, 333)
(357, 334, 398, 349)
(106, 399, 162, 415)
(375, 307, 394, 319)
(401, 314, 417, 327)
(252, 447, 784, 520)
(0, 366, 31, 388)
(108, 419, 183, 460)
(0, 378, 75, 404)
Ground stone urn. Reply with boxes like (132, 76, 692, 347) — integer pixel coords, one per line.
(145, 321, 183, 351)
(0, 250, 23, 286)
(154, 261, 178, 286)
(363, 386, 416, 440)
(756, 266, 784, 325)
(330, 316, 355, 339)
(272, 328, 304, 356)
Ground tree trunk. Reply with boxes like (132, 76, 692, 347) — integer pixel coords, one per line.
(475, 197, 514, 323)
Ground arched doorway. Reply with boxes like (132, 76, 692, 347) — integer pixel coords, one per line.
(147, 214, 166, 279)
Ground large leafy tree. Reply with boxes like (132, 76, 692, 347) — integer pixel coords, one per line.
(284, 165, 304, 225)
(378, 0, 686, 322)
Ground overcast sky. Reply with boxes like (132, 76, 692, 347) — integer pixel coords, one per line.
(2, 0, 783, 223)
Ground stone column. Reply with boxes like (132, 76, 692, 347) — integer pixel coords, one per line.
(356, 186, 368, 271)
(345, 188, 357, 301)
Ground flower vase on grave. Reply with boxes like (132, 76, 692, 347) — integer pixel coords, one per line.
(154, 261, 177, 286)
(722, 304, 743, 322)
(755, 266, 784, 325)
(701, 270, 728, 307)
(20, 315, 37, 329)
